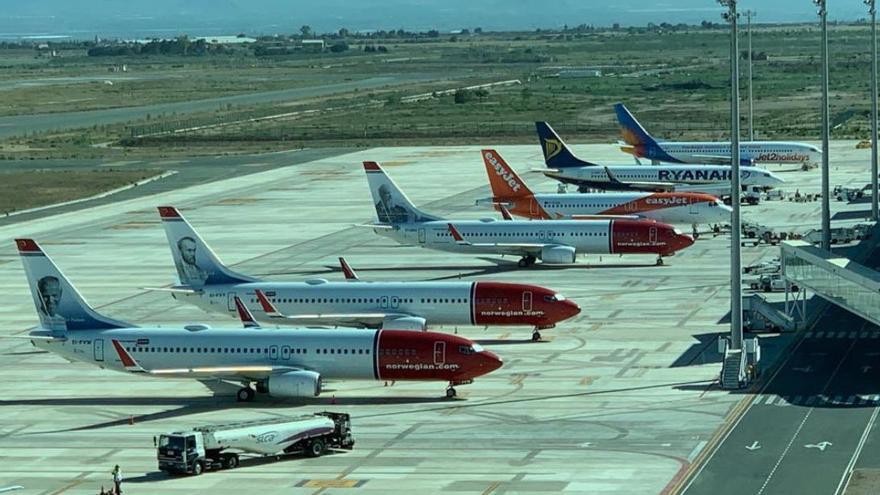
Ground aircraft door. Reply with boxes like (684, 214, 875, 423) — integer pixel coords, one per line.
(227, 292, 236, 312)
(522, 291, 533, 312)
(380, 296, 389, 309)
(433, 341, 446, 365)
(390, 296, 400, 309)
(281, 345, 290, 360)
(530, 198, 540, 216)
(94, 339, 104, 362)
(689, 200, 700, 216)
(649, 227, 658, 244)
(418, 228, 426, 244)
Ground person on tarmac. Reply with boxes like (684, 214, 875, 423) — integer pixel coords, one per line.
(112, 465, 123, 495)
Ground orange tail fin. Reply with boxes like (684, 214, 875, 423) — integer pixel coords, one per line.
(481, 149, 534, 199)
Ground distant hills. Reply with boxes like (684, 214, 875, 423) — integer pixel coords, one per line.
(0, 0, 870, 40)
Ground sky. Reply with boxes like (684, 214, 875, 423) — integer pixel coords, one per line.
(0, 1, 871, 40)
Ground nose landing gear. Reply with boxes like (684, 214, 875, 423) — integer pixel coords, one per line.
(656, 256, 664, 266)
(532, 330, 542, 341)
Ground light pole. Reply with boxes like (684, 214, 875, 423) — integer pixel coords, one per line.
(720, 0, 743, 353)
(868, 0, 879, 221)
(817, 0, 831, 250)
(745, 10, 756, 141)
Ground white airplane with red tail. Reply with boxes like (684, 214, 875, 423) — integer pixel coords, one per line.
(15, 239, 502, 400)
(155, 207, 580, 341)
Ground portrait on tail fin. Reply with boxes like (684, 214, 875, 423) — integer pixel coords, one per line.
(36, 275, 66, 330)
(175, 236, 209, 286)
(374, 184, 412, 224)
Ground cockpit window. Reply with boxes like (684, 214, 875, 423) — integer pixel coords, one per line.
(459, 344, 484, 355)
(471, 343, 484, 353)
(544, 294, 566, 302)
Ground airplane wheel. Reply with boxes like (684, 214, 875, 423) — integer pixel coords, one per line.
(656, 258, 664, 266)
(446, 387, 457, 398)
(236, 387, 255, 402)
(532, 331, 542, 342)
(518, 258, 529, 268)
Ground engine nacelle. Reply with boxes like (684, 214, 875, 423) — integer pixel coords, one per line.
(382, 315, 428, 331)
(541, 245, 576, 264)
(266, 370, 322, 398)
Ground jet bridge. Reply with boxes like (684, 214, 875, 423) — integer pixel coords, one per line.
(781, 240, 880, 328)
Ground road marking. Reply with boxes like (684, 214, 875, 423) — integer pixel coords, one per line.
(835, 406, 880, 495)
(687, 441, 708, 462)
(804, 441, 833, 451)
(746, 441, 761, 451)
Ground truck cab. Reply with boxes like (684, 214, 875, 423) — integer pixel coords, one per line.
(157, 431, 206, 475)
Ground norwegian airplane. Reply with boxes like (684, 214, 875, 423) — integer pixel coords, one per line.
(535, 122, 784, 194)
(14, 239, 502, 400)
(615, 103, 820, 167)
(478, 149, 732, 227)
(362, 161, 695, 267)
(155, 207, 580, 341)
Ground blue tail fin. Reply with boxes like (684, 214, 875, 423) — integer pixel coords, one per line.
(614, 103, 659, 148)
(535, 122, 598, 169)
(16, 239, 132, 332)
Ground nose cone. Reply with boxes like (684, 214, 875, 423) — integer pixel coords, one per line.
(672, 232, 695, 252)
(561, 299, 581, 321)
(480, 350, 504, 375)
(717, 203, 733, 221)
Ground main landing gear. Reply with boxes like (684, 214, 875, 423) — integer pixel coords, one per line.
(518, 255, 537, 268)
(236, 385, 255, 402)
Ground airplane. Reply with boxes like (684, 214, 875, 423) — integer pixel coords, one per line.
(615, 103, 821, 167)
(14, 238, 503, 401)
(535, 121, 785, 194)
(478, 149, 732, 228)
(155, 206, 580, 341)
(362, 161, 695, 268)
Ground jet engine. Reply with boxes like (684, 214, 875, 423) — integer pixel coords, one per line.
(382, 315, 428, 331)
(266, 370, 322, 397)
(541, 245, 576, 264)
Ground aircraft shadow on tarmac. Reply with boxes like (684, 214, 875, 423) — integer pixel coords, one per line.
(832, 209, 873, 221)
(11, 394, 452, 433)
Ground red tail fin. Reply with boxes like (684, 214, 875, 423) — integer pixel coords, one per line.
(482, 149, 533, 199)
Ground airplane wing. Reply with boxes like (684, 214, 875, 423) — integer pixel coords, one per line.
(540, 168, 676, 192)
(141, 286, 202, 294)
(111, 339, 295, 380)
(354, 223, 396, 230)
(253, 289, 388, 328)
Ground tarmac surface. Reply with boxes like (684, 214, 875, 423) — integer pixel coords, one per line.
(0, 141, 876, 494)
(0, 74, 437, 139)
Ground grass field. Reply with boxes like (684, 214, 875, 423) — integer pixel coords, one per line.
(0, 168, 162, 214)
(2, 24, 878, 158)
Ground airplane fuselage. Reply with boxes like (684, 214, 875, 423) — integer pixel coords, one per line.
(33, 327, 501, 383)
(176, 280, 579, 329)
(495, 192, 731, 225)
(376, 218, 694, 258)
(545, 164, 782, 192)
(626, 141, 820, 166)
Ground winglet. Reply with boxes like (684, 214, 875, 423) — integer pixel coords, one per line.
(233, 296, 261, 329)
(254, 289, 282, 317)
(363, 161, 382, 172)
(111, 339, 146, 372)
(339, 257, 359, 280)
(498, 204, 514, 220)
(603, 166, 623, 184)
(448, 223, 469, 245)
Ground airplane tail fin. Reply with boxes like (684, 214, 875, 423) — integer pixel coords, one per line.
(614, 103, 659, 148)
(363, 162, 441, 224)
(16, 239, 132, 332)
(481, 149, 534, 199)
(535, 122, 599, 168)
(157, 206, 258, 289)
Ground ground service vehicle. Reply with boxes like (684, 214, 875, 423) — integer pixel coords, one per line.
(157, 412, 354, 475)
(749, 274, 798, 293)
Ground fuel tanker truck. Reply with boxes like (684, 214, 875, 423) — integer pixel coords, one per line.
(156, 412, 354, 475)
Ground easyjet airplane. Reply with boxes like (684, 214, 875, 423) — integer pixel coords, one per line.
(362, 162, 695, 267)
(478, 149, 732, 227)
(155, 207, 580, 341)
(615, 103, 820, 167)
(15, 239, 502, 401)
